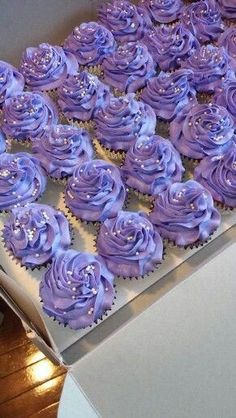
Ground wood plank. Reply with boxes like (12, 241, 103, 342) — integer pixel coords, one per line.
(0, 299, 28, 355)
(29, 402, 59, 418)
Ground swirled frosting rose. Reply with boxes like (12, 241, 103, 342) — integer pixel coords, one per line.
(170, 103, 235, 159)
(97, 210, 163, 277)
(2, 91, 58, 141)
(181, 0, 223, 43)
(58, 72, 110, 121)
(150, 180, 221, 246)
(182, 44, 233, 92)
(94, 94, 156, 151)
(102, 42, 156, 93)
(141, 69, 197, 121)
(3, 204, 71, 267)
(217, 0, 236, 19)
(39, 249, 115, 329)
(143, 24, 198, 71)
(214, 79, 236, 124)
(32, 124, 93, 179)
(65, 159, 126, 222)
(121, 135, 184, 196)
(218, 28, 236, 70)
(98, 0, 146, 43)
(138, 0, 182, 24)
(0, 152, 47, 211)
(0, 61, 24, 106)
(19, 43, 78, 91)
(64, 22, 116, 66)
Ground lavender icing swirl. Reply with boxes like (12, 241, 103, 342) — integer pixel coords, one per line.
(214, 79, 236, 124)
(141, 69, 197, 121)
(218, 28, 236, 70)
(64, 22, 116, 66)
(2, 91, 58, 141)
(65, 159, 126, 222)
(0, 152, 47, 211)
(150, 180, 221, 246)
(32, 125, 93, 179)
(121, 135, 184, 196)
(97, 210, 163, 277)
(39, 249, 115, 330)
(170, 103, 235, 159)
(138, 0, 183, 24)
(217, 0, 236, 19)
(102, 42, 156, 93)
(3, 204, 71, 267)
(94, 94, 156, 151)
(58, 72, 110, 121)
(19, 43, 78, 91)
(0, 61, 24, 107)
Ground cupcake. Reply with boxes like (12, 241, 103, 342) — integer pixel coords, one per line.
(97, 210, 163, 278)
(98, 0, 146, 43)
(194, 144, 236, 209)
(63, 22, 116, 75)
(181, 0, 224, 43)
(141, 70, 197, 122)
(138, 0, 183, 24)
(32, 124, 93, 181)
(143, 23, 199, 71)
(0, 129, 10, 154)
(170, 103, 235, 160)
(1, 91, 58, 144)
(121, 135, 184, 198)
(214, 79, 236, 124)
(218, 28, 236, 70)
(102, 42, 156, 95)
(2, 204, 71, 268)
(149, 180, 221, 247)
(94, 94, 156, 157)
(0, 61, 24, 107)
(65, 159, 126, 223)
(0, 152, 47, 212)
(217, 0, 236, 19)
(39, 250, 115, 330)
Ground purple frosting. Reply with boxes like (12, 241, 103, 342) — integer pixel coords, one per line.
(0, 61, 24, 107)
(170, 103, 235, 159)
(98, 0, 146, 43)
(2, 91, 58, 141)
(97, 210, 163, 277)
(94, 94, 156, 151)
(218, 0, 236, 19)
(39, 249, 115, 330)
(214, 79, 236, 124)
(181, 0, 223, 43)
(102, 42, 156, 93)
(32, 124, 93, 179)
(3, 204, 71, 267)
(64, 22, 116, 66)
(58, 72, 110, 121)
(138, 0, 183, 24)
(19, 43, 78, 91)
(150, 180, 221, 246)
(141, 69, 197, 121)
(121, 135, 184, 196)
(218, 28, 236, 70)
(143, 24, 199, 71)
(65, 159, 126, 222)
(0, 152, 47, 211)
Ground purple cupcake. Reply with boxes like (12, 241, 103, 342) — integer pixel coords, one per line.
(218, 0, 236, 19)
(39, 250, 115, 330)
(218, 28, 236, 70)
(138, 0, 183, 24)
(214, 79, 236, 124)
(0, 61, 24, 107)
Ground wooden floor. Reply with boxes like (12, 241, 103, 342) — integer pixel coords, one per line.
(0, 298, 66, 418)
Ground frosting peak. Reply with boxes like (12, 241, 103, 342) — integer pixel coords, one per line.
(0, 61, 24, 106)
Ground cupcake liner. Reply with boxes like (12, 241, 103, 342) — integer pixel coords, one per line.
(129, 187, 154, 204)
(182, 156, 200, 173)
(48, 175, 69, 186)
(159, 230, 216, 251)
(111, 87, 142, 101)
(81, 64, 103, 78)
(196, 92, 214, 104)
(156, 119, 170, 139)
(9, 137, 31, 148)
(67, 118, 95, 132)
(214, 200, 235, 213)
(93, 138, 125, 163)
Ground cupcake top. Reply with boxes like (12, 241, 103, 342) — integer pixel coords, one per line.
(65, 159, 126, 222)
(138, 0, 183, 24)
(181, 0, 223, 43)
(0, 152, 47, 211)
(150, 180, 221, 247)
(19, 43, 78, 91)
(218, 0, 236, 19)
(143, 23, 199, 71)
(98, 0, 146, 43)
(214, 79, 236, 124)
(2, 91, 58, 141)
(141, 69, 197, 121)
(94, 94, 156, 151)
(39, 249, 115, 330)
(64, 22, 116, 66)
(170, 103, 235, 159)
(57, 72, 110, 121)
(3, 204, 71, 267)
(121, 135, 184, 196)
(102, 42, 156, 93)
(97, 210, 163, 277)
(0, 61, 24, 107)
(0, 129, 9, 154)
(32, 124, 93, 179)
(194, 144, 236, 208)
(218, 28, 236, 70)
